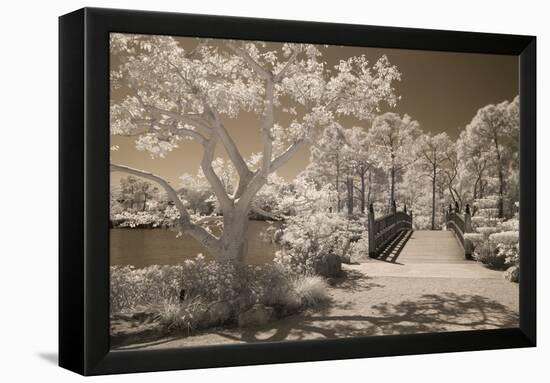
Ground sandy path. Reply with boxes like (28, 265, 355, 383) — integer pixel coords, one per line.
(117, 232, 518, 350)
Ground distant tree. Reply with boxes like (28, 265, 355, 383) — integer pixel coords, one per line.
(456, 127, 492, 204)
(418, 132, 453, 230)
(178, 173, 213, 215)
(464, 96, 519, 218)
(342, 126, 374, 214)
(368, 113, 420, 210)
(306, 123, 347, 212)
(441, 144, 465, 210)
(118, 176, 159, 211)
(399, 163, 425, 214)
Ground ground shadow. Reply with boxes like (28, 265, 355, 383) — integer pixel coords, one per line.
(329, 269, 385, 293)
(215, 292, 518, 344)
(377, 230, 412, 264)
(114, 291, 518, 349)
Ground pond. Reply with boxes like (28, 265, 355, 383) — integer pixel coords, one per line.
(110, 220, 281, 268)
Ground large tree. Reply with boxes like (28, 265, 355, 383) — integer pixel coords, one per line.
(110, 34, 400, 265)
(456, 127, 492, 204)
(464, 96, 519, 218)
(306, 123, 347, 212)
(342, 126, 375, 214)
(418, 132, 453, 230)
(368, 113, 420, 210)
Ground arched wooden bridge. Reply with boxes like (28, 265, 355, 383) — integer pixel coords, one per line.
(367, 201, 475, 265)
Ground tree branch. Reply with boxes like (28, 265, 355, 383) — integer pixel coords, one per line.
(194, 215, 224, 225)
(274, 48, 300, 82)
(251, 205, 283, 221)
(207, 107, 253, 194)
(200, 140, 234, 212)
(226, 41, 272, 80)
(260, 78, 275, 175)
(110, 163, 220, 252)
(147, 105, 213, 132)
(270, 139, 305, 172)
(153, 122, 207, 144)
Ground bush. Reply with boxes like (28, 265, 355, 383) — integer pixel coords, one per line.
(464, 223, 519, 270)
(292, 275, 330, 308)
(490, 231, 519, 246)
(110, 264, 184, 314)
(159, 296, 207, 334)
(274, 212, 358, 275)
(473, 241, 508, 269)
(349, 236, 369, 262)
(243, 264, 300, 309)
(110, 254, 238, 315)
(413, 214, 442, 230)
(110, 256, 330, 334)
(497, 218, 519, 232)
(111, 205, 180, 228)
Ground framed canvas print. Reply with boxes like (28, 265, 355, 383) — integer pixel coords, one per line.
(59, 7, 536, 376)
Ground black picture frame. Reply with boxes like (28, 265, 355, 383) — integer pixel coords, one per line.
(59, 7, 536, 376)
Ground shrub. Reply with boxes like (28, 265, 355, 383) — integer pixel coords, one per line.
(110, 264, 184, 314)
(473, 241, 507, 269)
(111, 205, 180, 228)
(413, 214, 441, 230)
(242, 264, 300, 309)
(349, 236, 370, 262)
(464, 224, 519, 270)
(476, 226, 500, 236)
(292, 275, 330, 308)
(110, 254, 238, 315)
(464, 233, 484, 247)
(490, 231, 519, 246)
(159, 296, 207, 334)
(274, 212, 357, 275)
(497, 218, 519, 232)
(111, 256, 330, 334)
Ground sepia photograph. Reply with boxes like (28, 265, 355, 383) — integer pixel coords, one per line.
(108, 33, 520, 350)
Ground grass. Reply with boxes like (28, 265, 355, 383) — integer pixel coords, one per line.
(292, 275, 330, 308)
(159, 296, 207, 334)
(111, 262, 332, 338)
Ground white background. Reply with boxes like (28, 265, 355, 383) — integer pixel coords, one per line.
(0, 0, 547, 381)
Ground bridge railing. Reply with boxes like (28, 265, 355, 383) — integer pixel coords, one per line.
(368, 201, 413, 258)
(445, 203, 474, 260)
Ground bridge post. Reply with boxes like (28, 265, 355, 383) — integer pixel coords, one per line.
(368, 203, 377, 258)
(464, 204, 473, 260)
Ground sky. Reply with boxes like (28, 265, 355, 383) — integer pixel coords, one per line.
(110, 36, 518, 189)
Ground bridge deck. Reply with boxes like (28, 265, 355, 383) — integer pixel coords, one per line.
(398, 230, 467, 264)
(365, 230, 503, 279)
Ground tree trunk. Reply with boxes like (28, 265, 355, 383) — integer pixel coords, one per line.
(493, 133, 505, 218)
(360, 169, 366, 214)
(336, 153, 341, 212)
(218, 210, 249, 264)
(142, 193, 147, 211)
(367, 169, 372, 207)
(431, 166, 436, 230)
(497, 164, 505, 218)
(347, 176, 354, 216)
(390, 165, 395, 208)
